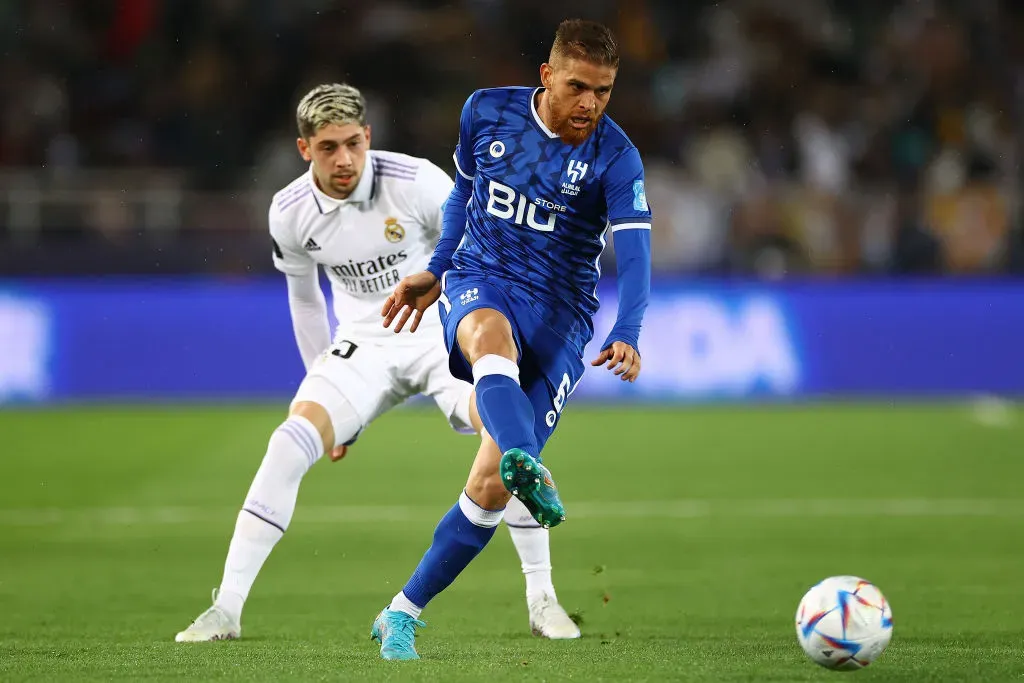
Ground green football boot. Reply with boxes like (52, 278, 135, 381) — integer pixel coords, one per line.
(499, 448, 566, 528)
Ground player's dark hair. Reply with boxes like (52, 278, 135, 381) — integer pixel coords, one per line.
(550, 19, 619, 69)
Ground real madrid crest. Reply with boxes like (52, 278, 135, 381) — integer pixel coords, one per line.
(384, 217, 405, 243)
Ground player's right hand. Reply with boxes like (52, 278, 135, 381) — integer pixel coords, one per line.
(381, 271, 441, 333)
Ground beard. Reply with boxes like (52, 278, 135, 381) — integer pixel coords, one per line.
(546, 98, 599, 145)
(556, 119, 596, 146)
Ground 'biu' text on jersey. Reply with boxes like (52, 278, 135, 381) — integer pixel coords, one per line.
(452, 86, 652, 345)
(269, 150, 453, 340)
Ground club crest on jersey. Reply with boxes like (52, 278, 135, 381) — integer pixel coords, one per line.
(561, 159, 588, 196)
(383, 217, 405, 243)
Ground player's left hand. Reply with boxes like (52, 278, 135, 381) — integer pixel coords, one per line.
(329, 444, 349, 462)
(591, 341, 641, 382)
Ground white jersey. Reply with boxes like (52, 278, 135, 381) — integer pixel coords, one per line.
(269, 150, 454, 341)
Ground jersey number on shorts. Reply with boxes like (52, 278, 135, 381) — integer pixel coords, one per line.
(331, 340, 358, 360)
(545, 372, 572, 427)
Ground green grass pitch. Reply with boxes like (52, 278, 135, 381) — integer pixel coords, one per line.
(1, 402, 1022, 682)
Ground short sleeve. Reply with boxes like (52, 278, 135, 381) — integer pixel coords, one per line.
(269, 202, 315, 276)
(602, 147, 653, 230)
(413, 161, 455, 242)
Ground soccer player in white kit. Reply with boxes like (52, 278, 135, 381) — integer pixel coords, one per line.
(174, 83, 579, 642)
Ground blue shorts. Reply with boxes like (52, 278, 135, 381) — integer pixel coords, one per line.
(439, 271, 585, 453)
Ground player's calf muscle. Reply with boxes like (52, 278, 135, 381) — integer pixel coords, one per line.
(456, 308, 517, 365)
(464, 436, 510, 509)
(289, 401, 333, 455)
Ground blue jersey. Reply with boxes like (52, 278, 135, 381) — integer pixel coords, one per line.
(450, 87, 652, 348)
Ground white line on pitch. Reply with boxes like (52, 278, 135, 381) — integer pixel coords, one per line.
(1, 499, 1022, 527)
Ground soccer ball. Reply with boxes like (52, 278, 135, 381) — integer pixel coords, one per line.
(795, 575, 893, 671)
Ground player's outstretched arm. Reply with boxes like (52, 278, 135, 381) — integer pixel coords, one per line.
(422, 91, 478, 282)
(592, 227, 651, 382)
(594, 147, 653, 382)
(381, 271, 441, 333)
(388, 169, 471, 334)
(381, 96, 476, 334)
(425, 174, 471, 281)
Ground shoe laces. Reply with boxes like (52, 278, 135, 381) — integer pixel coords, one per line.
(190, 588, 228, 629)
(529, 594, 556, 615)
(385, 613, 426, 650)
(190, 605, 227, 629)
(530, 595, 576, 631)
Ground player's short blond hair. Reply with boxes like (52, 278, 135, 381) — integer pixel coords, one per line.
(550, 19, 619, 69)
(296, 83, 366, 139)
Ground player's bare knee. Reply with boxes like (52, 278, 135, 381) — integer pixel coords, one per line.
(289, 401, 333, 455)
(457, 309, 517, 365)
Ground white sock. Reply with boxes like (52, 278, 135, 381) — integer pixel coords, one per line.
(504, 496, 556, 602)
(389, 591, 423, 619)
(215, 416, 323, 622)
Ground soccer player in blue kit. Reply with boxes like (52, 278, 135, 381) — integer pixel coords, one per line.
(374, 19, 652, 659)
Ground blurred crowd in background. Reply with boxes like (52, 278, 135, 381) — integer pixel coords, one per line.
(1, 0, 1023, 277)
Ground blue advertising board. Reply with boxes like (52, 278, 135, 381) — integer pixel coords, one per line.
(0, 278, 1021, 404)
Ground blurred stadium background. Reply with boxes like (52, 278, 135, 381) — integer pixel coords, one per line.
(2, 1, 1023, 681)
(1, 0, 1024, 403)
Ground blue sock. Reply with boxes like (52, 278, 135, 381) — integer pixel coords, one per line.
(401, 491, 504, 609)
(472, 354, 539, 455)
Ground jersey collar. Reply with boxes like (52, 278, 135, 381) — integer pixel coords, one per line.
(308, 151, 376, 214)
(530, 88, 559, 139)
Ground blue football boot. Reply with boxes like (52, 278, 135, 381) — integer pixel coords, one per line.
(370, 608, 426, 660)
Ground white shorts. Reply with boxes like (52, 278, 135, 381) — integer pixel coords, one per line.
(290, 333, 474, 449)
